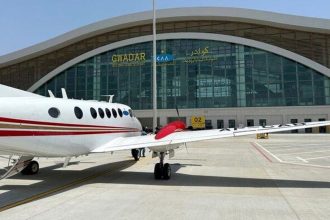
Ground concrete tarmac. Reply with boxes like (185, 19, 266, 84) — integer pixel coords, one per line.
(1, 134, 330, 220)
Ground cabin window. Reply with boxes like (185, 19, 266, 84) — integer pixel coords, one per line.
(74, 107, 83, 119)
(105, 108, 111, 118)
(98, 108, 105, 118)
(90, 108, 97, 119)
(118, 108, 123, 117)
(112, 108, 117, 118)
(128, 109, 133, 117)
(48, 107, 60, 118)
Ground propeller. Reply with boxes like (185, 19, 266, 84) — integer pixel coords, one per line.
(184, 142, 188, 154)
(176, 105, 188, 153)
(155, 106, 186, 140)
(175, 105, 180, 120)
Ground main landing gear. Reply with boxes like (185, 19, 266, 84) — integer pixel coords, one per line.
(0, 156, 39, 180)
(154, 152, 171, 180)
(21, 160, 39, 175)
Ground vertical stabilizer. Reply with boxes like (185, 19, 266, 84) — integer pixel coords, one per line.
(0, 84, 41, 97)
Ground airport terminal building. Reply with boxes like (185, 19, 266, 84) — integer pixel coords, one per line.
(0, 7, 330, 131)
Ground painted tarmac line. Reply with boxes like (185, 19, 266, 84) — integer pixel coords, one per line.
(0, 160, 137, 213)
(296, 157, 308, 163)
(254, 142, 283, 162)
(250, 142, 273, 162)
(253, 144, 330, 169)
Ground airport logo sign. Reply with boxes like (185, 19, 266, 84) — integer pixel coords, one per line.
(156, 54, 174, 63)
(111, 52, 146, 67)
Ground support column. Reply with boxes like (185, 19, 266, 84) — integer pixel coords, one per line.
(236, 45, 246, 107)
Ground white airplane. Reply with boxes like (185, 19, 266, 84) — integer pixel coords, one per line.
(0, 83, 330, 180)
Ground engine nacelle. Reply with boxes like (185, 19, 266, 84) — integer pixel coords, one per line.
(155, 120, 186, 140)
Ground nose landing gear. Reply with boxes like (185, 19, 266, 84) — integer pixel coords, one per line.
(154, 152, 171, 180)
(0, 156, 39, 180)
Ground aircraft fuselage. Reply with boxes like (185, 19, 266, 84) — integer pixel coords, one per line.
(0, 97, 142, 156)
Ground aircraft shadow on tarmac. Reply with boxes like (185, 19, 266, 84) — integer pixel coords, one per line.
(1, 160, 330, 207)
(105, 163, 330, 189)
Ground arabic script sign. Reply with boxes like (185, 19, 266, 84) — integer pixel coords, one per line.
(184, 47, 217, 63)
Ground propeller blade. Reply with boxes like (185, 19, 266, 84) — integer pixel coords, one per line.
(175, 105, 180, 118)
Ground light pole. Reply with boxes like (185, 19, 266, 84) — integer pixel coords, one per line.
(152, 0, 157, 133)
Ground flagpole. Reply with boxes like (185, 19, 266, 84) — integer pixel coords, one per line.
(152, 0, 157, 133)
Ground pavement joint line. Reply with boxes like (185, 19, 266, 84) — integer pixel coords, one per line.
(280, 161, 330, 169)
(254, 142, 283, 162)
(0, 160, 134, 213)
(269, 147, 329, 152)
(278, 149, 330, 156)
(304, 155, 330, 161)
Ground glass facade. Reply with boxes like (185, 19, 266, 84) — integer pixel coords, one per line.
(35, 39, 330, 109)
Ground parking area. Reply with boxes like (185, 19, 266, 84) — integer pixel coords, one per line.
(1, 134, 330, 220)
(255, 134, 330, 167)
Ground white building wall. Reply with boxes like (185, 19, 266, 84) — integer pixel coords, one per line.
(135, 106, 330, 130)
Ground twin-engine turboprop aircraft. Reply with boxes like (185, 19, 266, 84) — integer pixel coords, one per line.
(0, 83, 330, 180)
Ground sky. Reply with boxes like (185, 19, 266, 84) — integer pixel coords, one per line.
(0, 0, 329, 56)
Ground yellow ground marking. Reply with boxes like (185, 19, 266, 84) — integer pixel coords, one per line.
(0, 156, 152, 212)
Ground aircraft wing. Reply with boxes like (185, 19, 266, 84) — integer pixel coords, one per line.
(92, 120, 330, 153)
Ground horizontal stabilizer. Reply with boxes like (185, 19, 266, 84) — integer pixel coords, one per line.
(0, 84, 41, 97)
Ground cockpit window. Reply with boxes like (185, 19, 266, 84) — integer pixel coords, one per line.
(105, 108, 111, 118)
(128, 109, 133, 117)
(48, 107, 60, 118)
(74, 107, 83, 119)
(90, 107, 97, 119)
(118, 108, 123, 117)
(98, 108, 105, 118)
(112, 108, 117, 118)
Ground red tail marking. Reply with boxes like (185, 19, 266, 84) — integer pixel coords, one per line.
(155, 120, 186, 140)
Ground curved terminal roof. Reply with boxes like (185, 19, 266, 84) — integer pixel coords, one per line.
(1, 7, 330, 68)
(28, 32, 330, 92)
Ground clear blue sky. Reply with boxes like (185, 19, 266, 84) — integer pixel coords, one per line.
(0, 0, 329, 56)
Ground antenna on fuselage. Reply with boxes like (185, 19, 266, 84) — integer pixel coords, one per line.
(48, 90, 55, 98)
(101, 95, 115, 103)
(61, 88, 68, 99)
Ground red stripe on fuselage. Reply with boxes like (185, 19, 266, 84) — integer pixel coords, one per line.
(0, 130, 138, 137)
(0, 117, 136, 129)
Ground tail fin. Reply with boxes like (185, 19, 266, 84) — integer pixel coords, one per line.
(0, 84, 41, 97)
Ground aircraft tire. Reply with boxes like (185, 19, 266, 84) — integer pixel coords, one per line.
(154, 163, 162, 179)
(21, 161, 39, 175)
(163, 163, 171, 180)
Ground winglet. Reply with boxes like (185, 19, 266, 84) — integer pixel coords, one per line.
(61, 88, 68, 99)
(48, 90, 55, 98)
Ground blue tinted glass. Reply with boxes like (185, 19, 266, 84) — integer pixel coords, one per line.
(34, 39, 329, 109)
